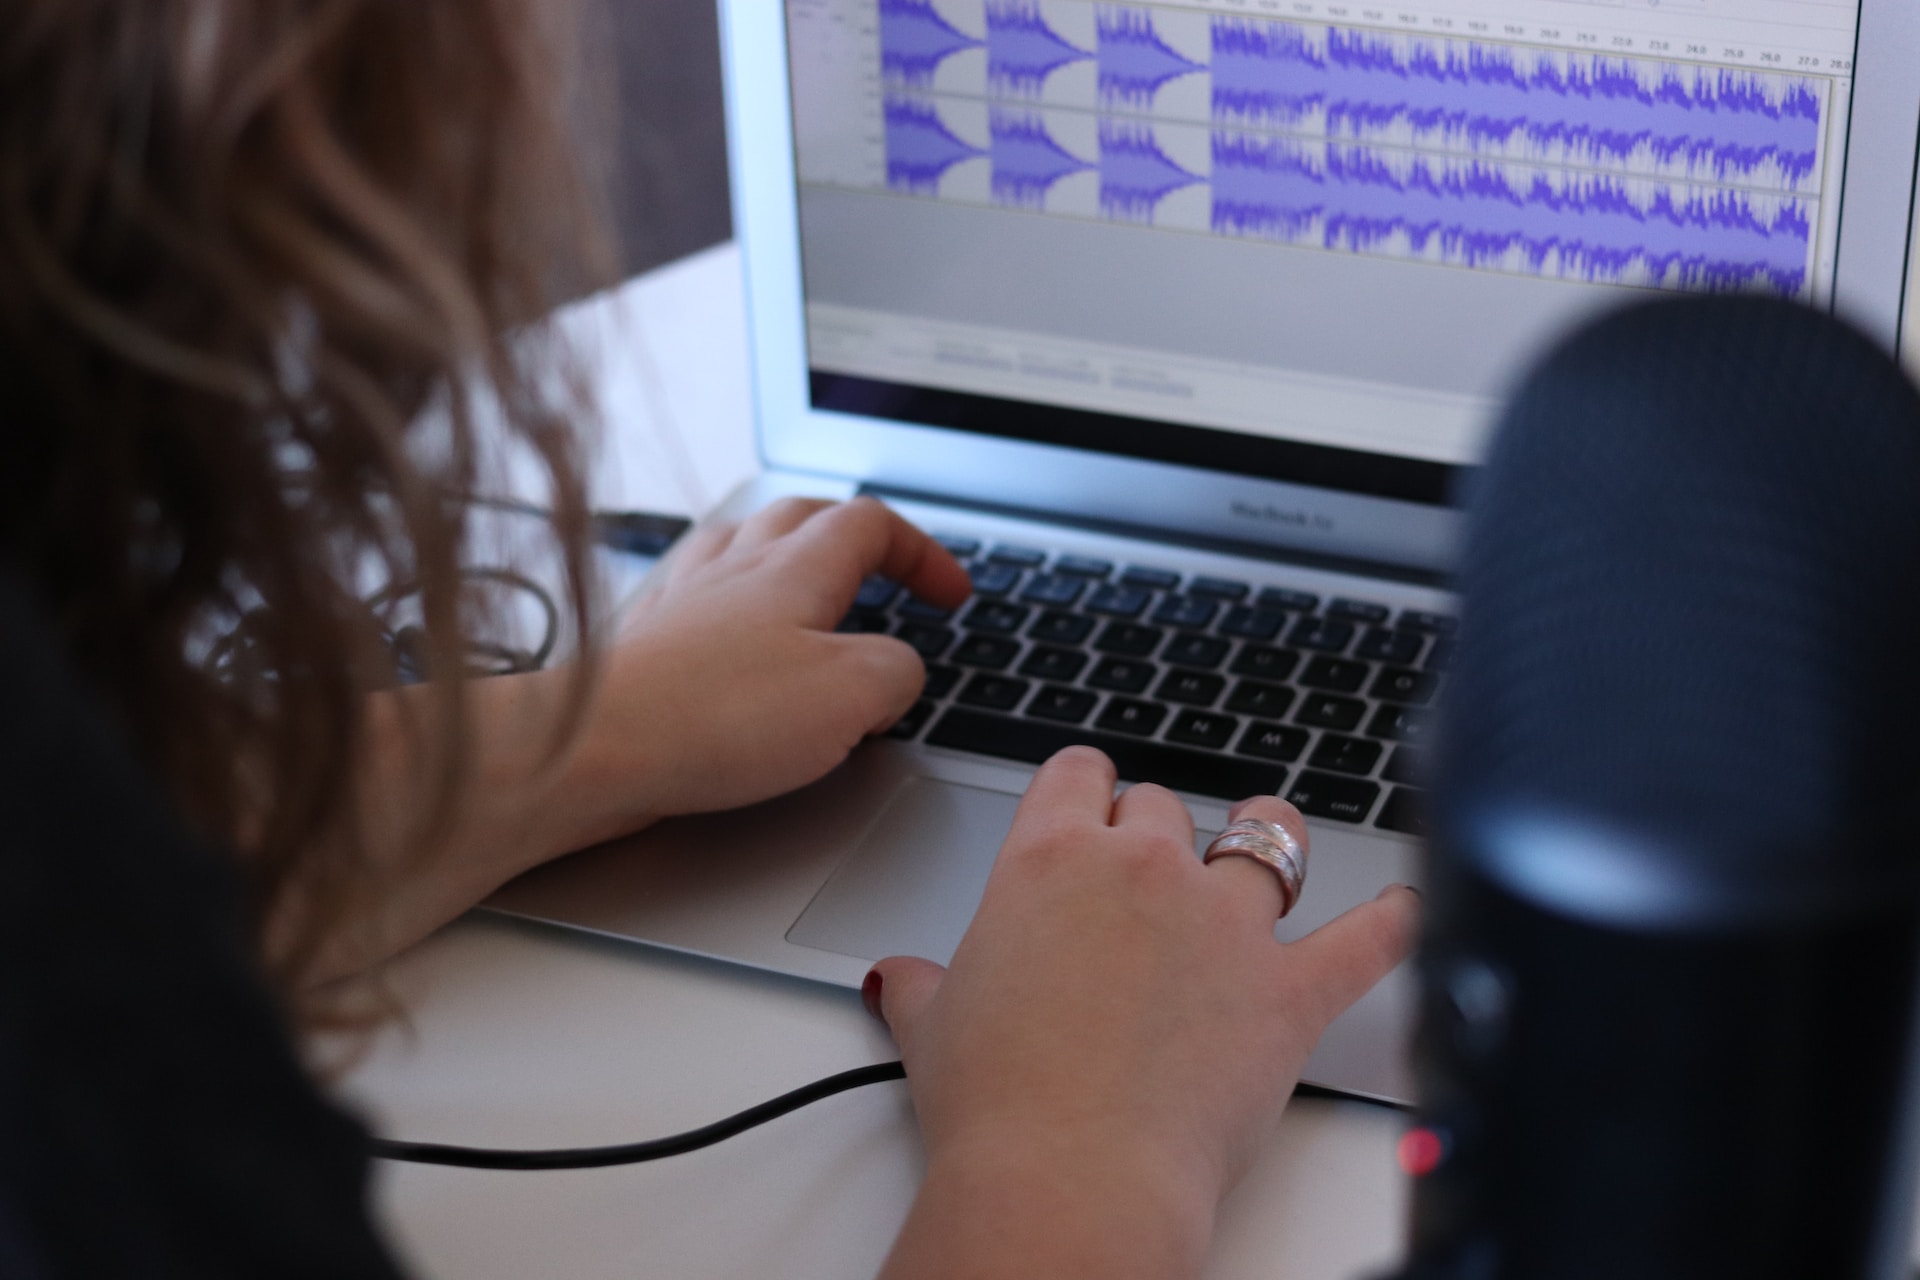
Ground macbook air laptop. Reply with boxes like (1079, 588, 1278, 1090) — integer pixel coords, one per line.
(489, 0, 1920, 1102)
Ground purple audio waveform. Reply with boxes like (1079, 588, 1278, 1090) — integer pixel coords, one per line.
(991, 109, 1094, 207)
(879, 0, 983, 89)
(1211, 21, 1824, 188)
(986, 1, 1093, 97)
(885, 95, 985, 194)
(1211, 133, 1812, 293)
(1097, 7, 1204, 108)
(1100, 121, 1203, 220)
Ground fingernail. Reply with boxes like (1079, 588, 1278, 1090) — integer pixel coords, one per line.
(1383, 882, 1423, 900)
(861, 969, 885, 1022)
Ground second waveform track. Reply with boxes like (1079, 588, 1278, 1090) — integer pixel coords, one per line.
(1099, 119, 1203, 220)
(1211, 134, 1813, 293)
(991, 107, 1093, 207)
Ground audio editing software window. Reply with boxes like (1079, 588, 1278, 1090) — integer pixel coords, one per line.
(787, 0, 1863, 465)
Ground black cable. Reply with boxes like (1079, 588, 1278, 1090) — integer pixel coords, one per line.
(369, 1062, 1408, 1173)
(370, 1061, 907, 1170)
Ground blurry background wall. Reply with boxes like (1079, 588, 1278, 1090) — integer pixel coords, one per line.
(606, 0, 732, 278)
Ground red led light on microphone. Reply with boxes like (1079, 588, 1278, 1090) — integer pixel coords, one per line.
(1397, 1126, 1449, 1178)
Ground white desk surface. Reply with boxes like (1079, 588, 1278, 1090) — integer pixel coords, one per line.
(352, 242, 1917, 1278)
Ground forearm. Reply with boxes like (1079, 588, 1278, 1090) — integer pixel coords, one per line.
(284, 661, 657, 985)
(881, 1139, 1216, 1280)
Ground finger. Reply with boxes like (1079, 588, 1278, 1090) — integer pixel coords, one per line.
(783, 497, 972, 614)
(1109, 781, 1195, 846)
(1010, 745, 1119, 835)
(1204, 795, 1310, 924)
(826, 633, 929, 735)
(867, 955, 946, 1041)
(658, 518, 736, 583)
(728, 496, 836, 553)
(1276, 885, 1422, 1034)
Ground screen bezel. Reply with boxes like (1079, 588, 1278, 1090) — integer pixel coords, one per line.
(722, 0, 1920, 573)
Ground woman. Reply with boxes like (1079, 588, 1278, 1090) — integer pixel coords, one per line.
(0, 2, 1418, 1276)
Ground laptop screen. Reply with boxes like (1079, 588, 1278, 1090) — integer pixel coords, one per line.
(784, 0, 1869, 506)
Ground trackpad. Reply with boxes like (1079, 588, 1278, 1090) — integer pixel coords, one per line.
(787, 777, 1022, 966)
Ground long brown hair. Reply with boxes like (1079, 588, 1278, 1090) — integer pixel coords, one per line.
(0, 0, 609, 1022)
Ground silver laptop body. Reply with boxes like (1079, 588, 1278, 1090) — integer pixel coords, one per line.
(490, 0, 1920, 1102)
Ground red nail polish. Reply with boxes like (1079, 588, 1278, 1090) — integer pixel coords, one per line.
(861, 969, 885, 1022)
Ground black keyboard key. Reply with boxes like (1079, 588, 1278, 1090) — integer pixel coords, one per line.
(1356, 627, 1424, 665)
(1157, 670, 1226, 707)
(1163, 634, 1230, 669)
(1424, 636, 1455, 672)
(1288, 772, 1381, 824)
(1188, 576, 1250, 601)
(895, 621, 957, 660)
(1095, 622, 1164, 657)
(1121, 566, 1181, 591)
(1290, 616, 1355, 653)
(969, 562, 1022, 597)
(1371, 666, 1438, 706)
(1398, 610, 1456, 634)
(1310, 733, 1383, 776)
(1027, 685, 1098, 724)
(1085, 583, 1152, 618)
(1230, 645, 1301, 682)
(1299, 657, 1371, 694)
(953, 636, 1020, 670)
(1031, 610, 1095, 645)
(1384, 745, 1426, 785)
(897, 597, 955, 622)
(1097, 698, 1168, 737)
(1366, 703, 1434, 745)
(1166, 709, 1239, 750)
(1153, 596, 1219, 629)
(964, 600, 1031, 635)
(886, 700, 936, 740)
(1219, 606, 1285, 641)
(1257, 586, 1319, 612)
(1019, 573, 1086, 607)
(1089, 657, 1157, 694)
(935, 535, 981, 558)
(926, 708, 1288, 800)
(1238, 721, 1309, 763)
(957, 673, 1031, 712)
(1226, 680, 1295, 719)
(1055, 555, 1113, 578)
(855, 577, 900, 609)
(1328, 598, 1391, 624)
(838, 609, 891, 635)
(924, 665, 961, 699)
(1297, 693, 1366, 731)
(1019, 646, 1089, 683)
(989, 545, 1046, 567)
(1376, 787, 1429, 837)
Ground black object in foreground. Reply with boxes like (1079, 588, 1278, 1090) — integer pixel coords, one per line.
(1397, 296, 1920, 1280)
(372, 1061, 905, 1170)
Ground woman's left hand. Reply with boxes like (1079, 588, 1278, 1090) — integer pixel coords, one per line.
(565, 495, 971, 842)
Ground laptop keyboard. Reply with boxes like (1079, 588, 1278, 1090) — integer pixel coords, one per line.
(842, 536, 1451, 837)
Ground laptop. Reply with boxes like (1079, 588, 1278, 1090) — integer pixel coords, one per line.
(488, 0, 1920, 1102)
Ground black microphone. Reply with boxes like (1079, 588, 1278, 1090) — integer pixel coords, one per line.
(1397, 295, 1920, 1279)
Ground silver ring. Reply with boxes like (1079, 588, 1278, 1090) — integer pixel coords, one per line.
(1203, 818, 1308, 919)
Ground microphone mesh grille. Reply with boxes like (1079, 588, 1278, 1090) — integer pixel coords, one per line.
(1441, 295, 1920, 870)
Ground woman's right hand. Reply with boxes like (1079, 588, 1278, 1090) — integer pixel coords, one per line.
(868, 747, 1419, 1280)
